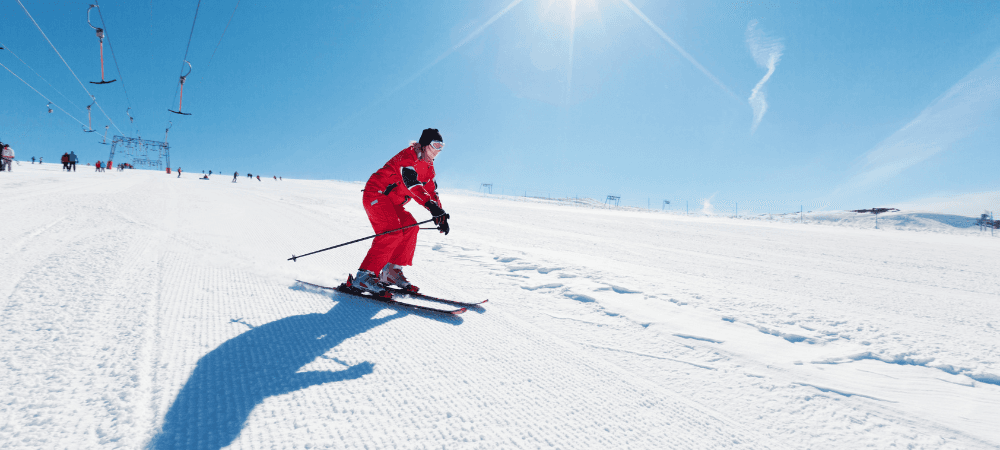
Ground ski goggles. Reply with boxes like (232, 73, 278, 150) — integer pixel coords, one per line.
(428, 140, 444, 151)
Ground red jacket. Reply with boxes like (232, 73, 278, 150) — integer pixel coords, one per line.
(365, 144, 442, 209)
(61, 154, 69, 164)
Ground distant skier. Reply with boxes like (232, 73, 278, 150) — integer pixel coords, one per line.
(256, 175, 261, 181)
(1, 144, 14, 172)
(346, 128, 449, 297)
(95, 160, 102, 172)
(233, 171, 238, 182)
(68, 151, 78, 171)
(61, 153, 70, 171)
(31, 156, 36, 164)
(177, 167, 182, 178)
(247, 173, 252, 179)
(273, 175, 276, 180)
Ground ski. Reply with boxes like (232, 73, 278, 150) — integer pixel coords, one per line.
(295, 280, 466, 315)
(386, 287, 488, 307)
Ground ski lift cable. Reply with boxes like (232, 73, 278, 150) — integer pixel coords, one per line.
(171, 0, 203, 112)
(0, 42, 87, 115)
(16, 0, 124, 136)
(201, 0, 241, 80)
(0, 60, 88, 128)
(93, 2, 136, 120)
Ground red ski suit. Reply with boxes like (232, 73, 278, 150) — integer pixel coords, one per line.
(359, 144, 442, 274)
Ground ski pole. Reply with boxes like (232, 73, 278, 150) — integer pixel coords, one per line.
(288, 219, 436, 262)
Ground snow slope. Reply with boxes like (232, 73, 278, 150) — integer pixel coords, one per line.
(2, 163, 998, 449)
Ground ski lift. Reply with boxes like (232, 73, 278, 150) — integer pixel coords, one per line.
(87, 5, 116, 85)
(82, 101, 96, 132)
(46, 102, 53, 113)
(98, 125, 110, 145)
(126, 107, 134, 123)
(168, 61, 193, 115)
(164, 121, 172, 144)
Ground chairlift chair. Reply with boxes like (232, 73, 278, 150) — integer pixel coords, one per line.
(168, 61, 193, 115)
(82, 101, 96, 132)
(46, 102, 53, 113)
(87, 5, 116, 85)
(98, 125, 110, 145)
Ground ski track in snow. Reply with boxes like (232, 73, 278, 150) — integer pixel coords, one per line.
(2, 164, 999, 449)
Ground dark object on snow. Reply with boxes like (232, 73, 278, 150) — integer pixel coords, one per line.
(850, 208, 899, 215)
(977, 213, 999, 230)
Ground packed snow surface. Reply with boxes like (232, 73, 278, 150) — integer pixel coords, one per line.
(2, 163, 999, 449)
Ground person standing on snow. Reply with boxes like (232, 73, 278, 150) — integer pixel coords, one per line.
(61, 153, 70, 171)
(1, 144, 14, 172)
(177, 167, 182, 178)
(347, 128, 449, 297)
(233, 171, 239, 182)
(69, 151, 78, 172)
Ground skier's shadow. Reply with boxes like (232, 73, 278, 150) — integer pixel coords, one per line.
(149, 292, 458, 450)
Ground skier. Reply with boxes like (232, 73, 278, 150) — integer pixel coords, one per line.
(61, 153, 70, 171)
(256, 175, 260, 181)
(69, 151, 78, 172)
(177, 167, 182, 178)
(347, 128, 449, 297)
(95, 160, 102, 172)
(32, 156, 36, 164)
(1, 144, 14, 172)
(233, 171, 238, 182)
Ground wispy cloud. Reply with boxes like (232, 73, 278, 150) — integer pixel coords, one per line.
(745, 20, 784, 133)
(834, 47, 1000, 198)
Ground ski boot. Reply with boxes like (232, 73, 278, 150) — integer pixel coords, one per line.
(347, 270, 391, 298)
(380, 263, 419, 293)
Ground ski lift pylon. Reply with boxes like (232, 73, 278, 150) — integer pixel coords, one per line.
(168, 61, 193, 116)
(88, 5, 116, 85)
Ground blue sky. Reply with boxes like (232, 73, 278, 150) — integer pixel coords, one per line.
(2, 0, 999, 214)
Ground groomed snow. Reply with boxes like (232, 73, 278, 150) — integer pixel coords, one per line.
(2, 163, 998, 449)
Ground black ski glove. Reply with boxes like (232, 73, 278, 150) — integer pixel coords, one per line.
(436, 214, 450, 235)
(424, 200, 450, 235)
(425, 200, 446, 218)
